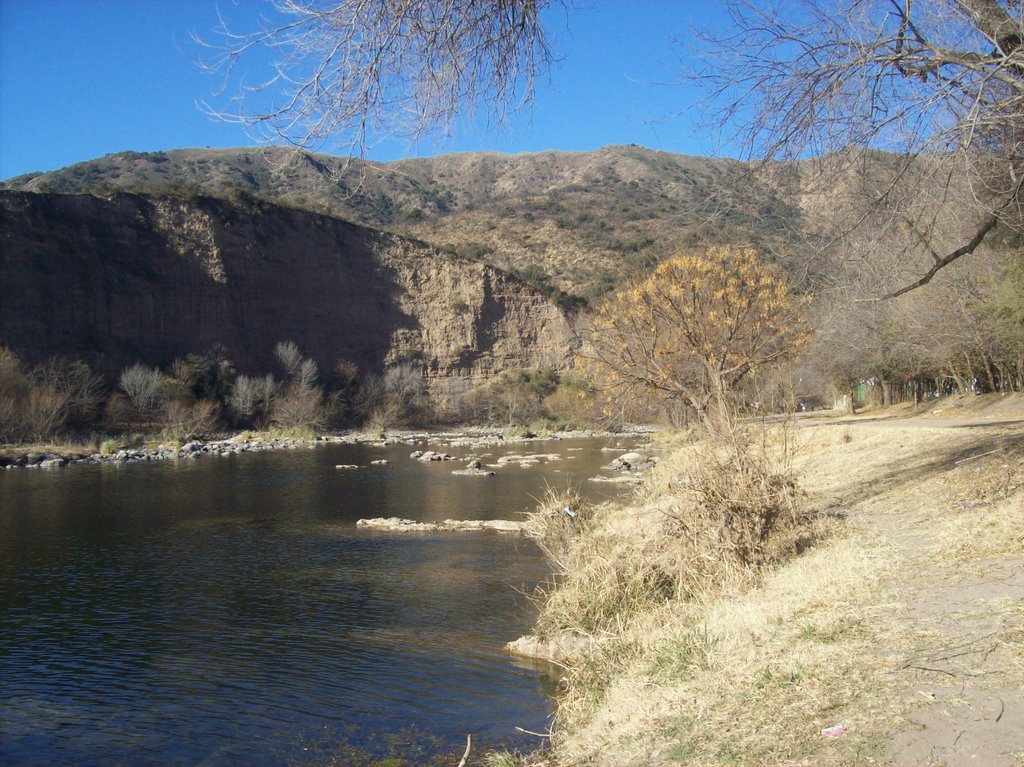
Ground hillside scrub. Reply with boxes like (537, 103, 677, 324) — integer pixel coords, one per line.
(511, 412, 1024, 767)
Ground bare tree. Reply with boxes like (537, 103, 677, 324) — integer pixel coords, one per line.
(699, 0, 1024, 295)
(119, 364, 166, 422)
(273, 340, 321, 388)
(270, 384, 326, 432)
(230, 373, 278, 423)
(296, 358, 319, 389)
(274, 340, 304, 380)
(199, 0, 559, 155)
(162, 399, 221, 441)
(383, 362, 426, 410)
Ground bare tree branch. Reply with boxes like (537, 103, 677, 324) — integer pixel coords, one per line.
(196, 0, 560, 157)
(887, 210, 1000, 295)
(697, 0, 1024, 294)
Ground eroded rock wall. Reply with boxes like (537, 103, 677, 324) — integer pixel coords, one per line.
(0, 191, 576, 382)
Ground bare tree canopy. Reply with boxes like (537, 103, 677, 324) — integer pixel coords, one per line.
(199, 0, 558, 155)
(700, 0, 1024, 294)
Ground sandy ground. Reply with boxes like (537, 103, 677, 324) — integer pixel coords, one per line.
(795, 396, 1024, 766)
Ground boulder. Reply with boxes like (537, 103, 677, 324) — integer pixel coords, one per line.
(603, 451, 656, 472)
(506, 633, 602, 663)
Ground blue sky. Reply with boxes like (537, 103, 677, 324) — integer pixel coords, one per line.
(0, 1, 734, 179)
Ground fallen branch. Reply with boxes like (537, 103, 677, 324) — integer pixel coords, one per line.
(515, 726, 553, 738)
(457, 734, 471, 767)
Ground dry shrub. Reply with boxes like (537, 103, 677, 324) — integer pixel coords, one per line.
(21, 386, 69, 442)
(270, 385, 326, 433)
(665, 424, 807, 599)
(537, 545, 677, 638)
(526, 486, 677, 637)
(527, 423, 811, 642)
(524, 485, 594, 570)
(364, 396, 403, 434)
(161, 398, 221, 442)
(0, 348, 72, 442)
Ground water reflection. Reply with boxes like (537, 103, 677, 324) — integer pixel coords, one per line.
(0, 437, 638, 765)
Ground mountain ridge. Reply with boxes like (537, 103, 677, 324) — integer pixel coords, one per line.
(1, 144, 804, 299)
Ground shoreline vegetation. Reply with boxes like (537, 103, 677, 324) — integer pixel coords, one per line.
(497, 394, 1024, 767)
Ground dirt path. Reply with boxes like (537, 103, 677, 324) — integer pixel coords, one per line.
(800, 418, 1024, 766)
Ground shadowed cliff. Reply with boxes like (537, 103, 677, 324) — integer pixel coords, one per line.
(0, 191, 576, 381)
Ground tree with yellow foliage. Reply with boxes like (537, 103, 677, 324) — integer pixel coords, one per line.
(583, 245, 811, 429)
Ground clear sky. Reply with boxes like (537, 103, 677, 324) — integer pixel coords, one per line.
(0, 0, 734, 180)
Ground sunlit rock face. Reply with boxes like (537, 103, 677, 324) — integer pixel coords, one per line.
(0, 191, 576, 382)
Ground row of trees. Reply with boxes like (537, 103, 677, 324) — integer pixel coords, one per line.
(807, 255, 1024, 407)
(0, 336, 607, 444)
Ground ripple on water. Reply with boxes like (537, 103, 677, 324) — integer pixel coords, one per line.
(0, 437, 638, 764)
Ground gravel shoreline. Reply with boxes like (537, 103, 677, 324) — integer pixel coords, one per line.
(1, 426, 654, 470)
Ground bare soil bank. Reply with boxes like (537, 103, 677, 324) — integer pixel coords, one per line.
(514, 395, 1023, 767)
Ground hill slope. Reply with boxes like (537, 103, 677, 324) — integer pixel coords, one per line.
(2, 145, 804, 298)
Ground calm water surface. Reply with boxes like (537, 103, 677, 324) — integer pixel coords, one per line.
(0, 437, 638, 765)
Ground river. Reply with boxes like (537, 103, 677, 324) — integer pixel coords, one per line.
(0, 436, 640, 765)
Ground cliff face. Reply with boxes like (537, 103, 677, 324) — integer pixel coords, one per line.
(0, 191, 576, 382)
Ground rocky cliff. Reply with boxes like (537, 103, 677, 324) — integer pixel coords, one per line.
(0, 191, 576, 383)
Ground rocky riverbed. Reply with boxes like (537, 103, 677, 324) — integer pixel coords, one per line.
(1, 426, 655, 470)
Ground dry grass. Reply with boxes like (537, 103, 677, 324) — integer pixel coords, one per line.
(520, 423, 851, 762)
(0, 438, 97, 461)
(923, 440, 1024, 562)
(525, 485, 675, 638)
(512, 415, 1024, 767)
(554, 527, 903, 766)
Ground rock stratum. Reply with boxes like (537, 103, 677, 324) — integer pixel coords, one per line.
(0, 190, 576, 382)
